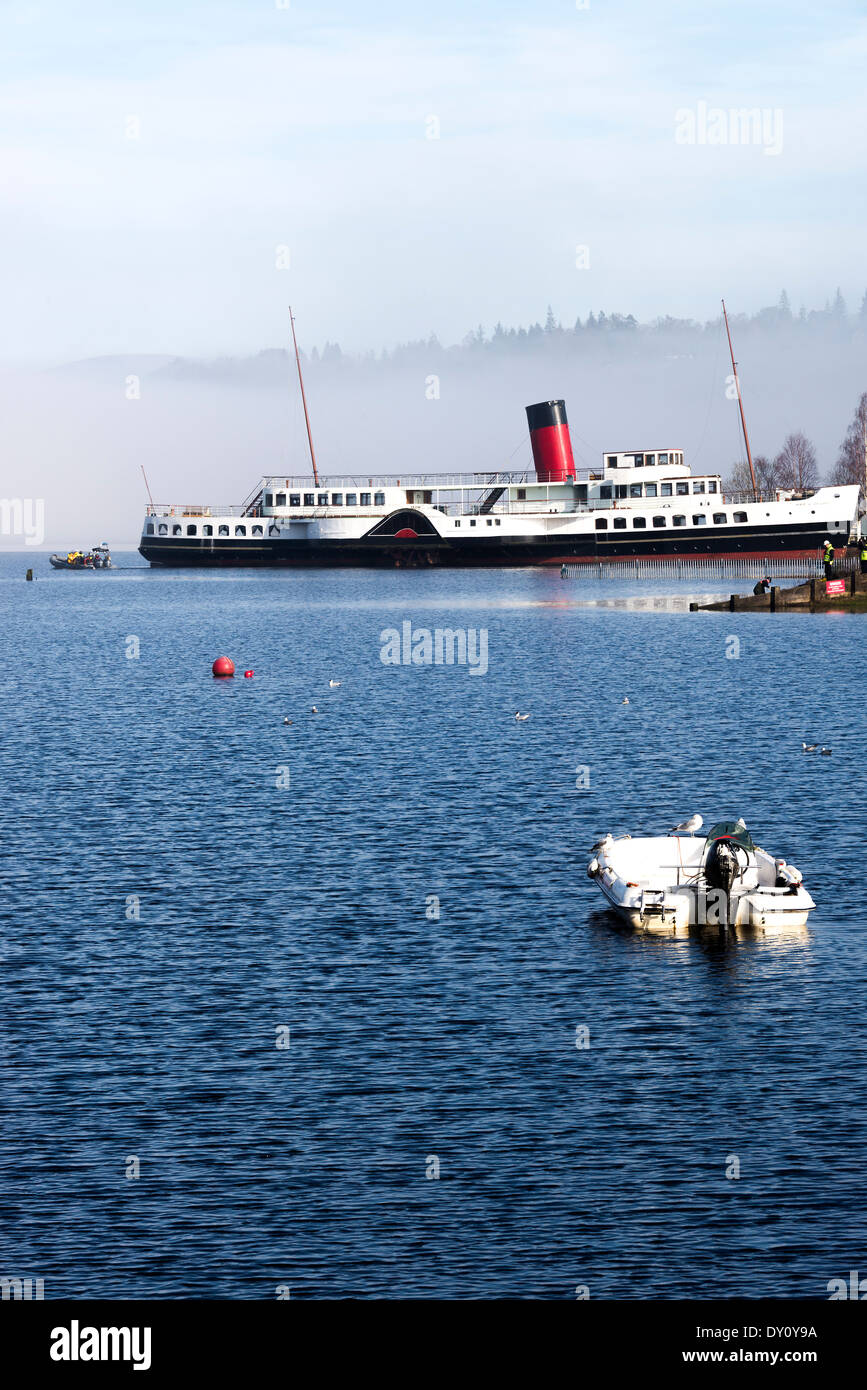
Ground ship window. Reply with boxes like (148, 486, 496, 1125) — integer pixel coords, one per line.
(599, 485, 612, 499)
(645, 483, 657, 497)
(595, 518, 608, 530)
(679, 453, 684, 465)
(517, 488, 526, 500)
(289, 494, 301, 506)
(219, 524, 229, 536)
(186, 524, 197, 536)
(613, 517, 627, 529)
(495, 519, 501, 526)
(661, 482, 672, 497)
(374, 492, 385, 506)
(486, 518, 492, 526)
(470, 519, 476, 527)
(652, 515, 666, 528)
(235, 525, 246, 536)
(633, 455, 644, 467)
(630, 484, 642, 498)
(645, 454, 656, 466)
(265, 492, 273, 506)
(360, 493, 371, 506)
(455, 520, 460, 527)
(693, 481, 705, 494)
(158, 523, 168, 535)
(172, 524, 181, 535)
(673, 514, 686, 526)
(275, 492, 286, 506)
(733, 511, 748, 523)
(659, 453, 669, 465)
(632, 516, 647, 528)
(708, 481, 718, 493)
(146, 523, 154, 534)
(252, 525, 263, 536)
(331, 493, 343, 506)
(346, 493, 357, 506)
(676, 481, 689, 496)
(304, 493, 315, 506)
(615, 485, 627, 499)
(693, 514, 707, 526)
(317, 494, 329, 506)
(607, 456, 617, 466)
(713, 513, 728, 524)
(203, 524, 213, 536)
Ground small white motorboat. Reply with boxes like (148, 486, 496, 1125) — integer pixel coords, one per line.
(587, 816, 815, 935)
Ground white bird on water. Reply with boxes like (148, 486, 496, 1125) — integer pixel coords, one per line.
(669, 814, 703, 836)
(515, 712, 531, 721)
(329, 679, 341, 688)
(802, 742, 818, 752)
(283, 717, 292, 725)
(311, 706, 319, 714)
(820, 746, 832, 755)
(622, 697, 629, 704)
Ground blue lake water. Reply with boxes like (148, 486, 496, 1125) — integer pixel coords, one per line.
(1, 550, 865, 1299)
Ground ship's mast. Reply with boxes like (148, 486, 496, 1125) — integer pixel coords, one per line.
(722, 299, 758, 501)
(290, 306, 320, 486)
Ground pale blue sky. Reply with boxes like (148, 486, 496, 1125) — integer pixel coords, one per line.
(1, 0, 866, 360)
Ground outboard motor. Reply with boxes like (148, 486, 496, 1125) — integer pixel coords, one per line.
(705, 839, 739, 894)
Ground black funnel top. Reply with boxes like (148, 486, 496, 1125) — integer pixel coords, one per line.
(526, 400, 568, 432)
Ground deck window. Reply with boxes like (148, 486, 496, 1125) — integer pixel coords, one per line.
(692, 514, 707, 526)
(331, 493, 343, 506)
(374, 492, 385, 506)
(633, 454, 644, 467)
(708, 481, 718, 493)
(652, 515, 666, 528)
(517, 488, 526, 500)
(455, 520, 460, 527)
(607, 456, 618, 467)
(733, 511, 748, 523)
(676, 481, 689, 496)
(486, 518, 492, 526)
(317, 494, 329, 506)
(659, 453, 669, 465)
(304, 494, 314, 506)
(219, 524, 229, 536)
(693, 481, 705, 494)
(146, 523, 154, 535)
(673, 515, 686, 527)
(599, 485, 613, 499)
(615, 485, 627, 499)
(252, 525, 263, 536)
(632, 516, 647, 528)
(289, 494, 301, 506)
(360, 493, 371, 506)
(470, 519, 476, 527)
(186, 524, 197, 536)
(613, 517, 627, 529)
(346, 493, 357, 506)
(203, 524, 213, 536)
(495, 519, 501, 526)
(661, 483, 672, 497)
(264, 493, 273, 506)
(158, 523, 168, 535)
(235, 525, 246, 536)
(645, 483, 657, 498)
(645, 454, 656, 466)
(713, 513, 728, 524)
(595, 518, 608, 530)
(630, 484, 642, 498)
(275, 492, 286, 506)
(172, 524, 182, 535)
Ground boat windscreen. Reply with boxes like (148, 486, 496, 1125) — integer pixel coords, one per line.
(705, 820, 755, 852)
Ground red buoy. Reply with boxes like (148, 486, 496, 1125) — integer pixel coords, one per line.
(244, 669, 254, 678)
(212, 656, 235, 678)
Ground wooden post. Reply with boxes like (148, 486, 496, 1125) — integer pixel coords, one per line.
(730, 594, 737, 611)
(770, 585, 778, 611)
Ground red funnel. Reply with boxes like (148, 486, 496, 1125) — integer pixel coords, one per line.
(525, 400, 575, 483)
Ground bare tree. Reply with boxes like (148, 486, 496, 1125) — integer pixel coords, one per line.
(830, 391, 867, 499)
(725, 453, 779, 496)
(773, 432, 819, 492)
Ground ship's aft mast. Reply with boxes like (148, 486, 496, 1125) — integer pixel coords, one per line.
(722, 298, 758, 501)
(290, 306, 320, 486)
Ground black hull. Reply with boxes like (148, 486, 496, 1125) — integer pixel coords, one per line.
(139, 519, 834, 568)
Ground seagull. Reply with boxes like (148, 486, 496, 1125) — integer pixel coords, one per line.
(802, 742, 818, 752)
(622, 697, 629, 704)
(820, 747, 832, 755)
(515, 712, 531, 721)
(669, 814, 703, 836)
(282, 717, 292, 725)
(329, 679, 341, 688)
(311, 706, 319, 714)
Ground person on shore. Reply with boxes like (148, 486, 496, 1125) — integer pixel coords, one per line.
(753, 576, 771, 595)
(823, 538, 835, 578)
(860, 537, 867, 576)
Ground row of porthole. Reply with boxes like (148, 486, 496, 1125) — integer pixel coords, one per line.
(146, 522, 272, 538)
(596, 512, 750, 531)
